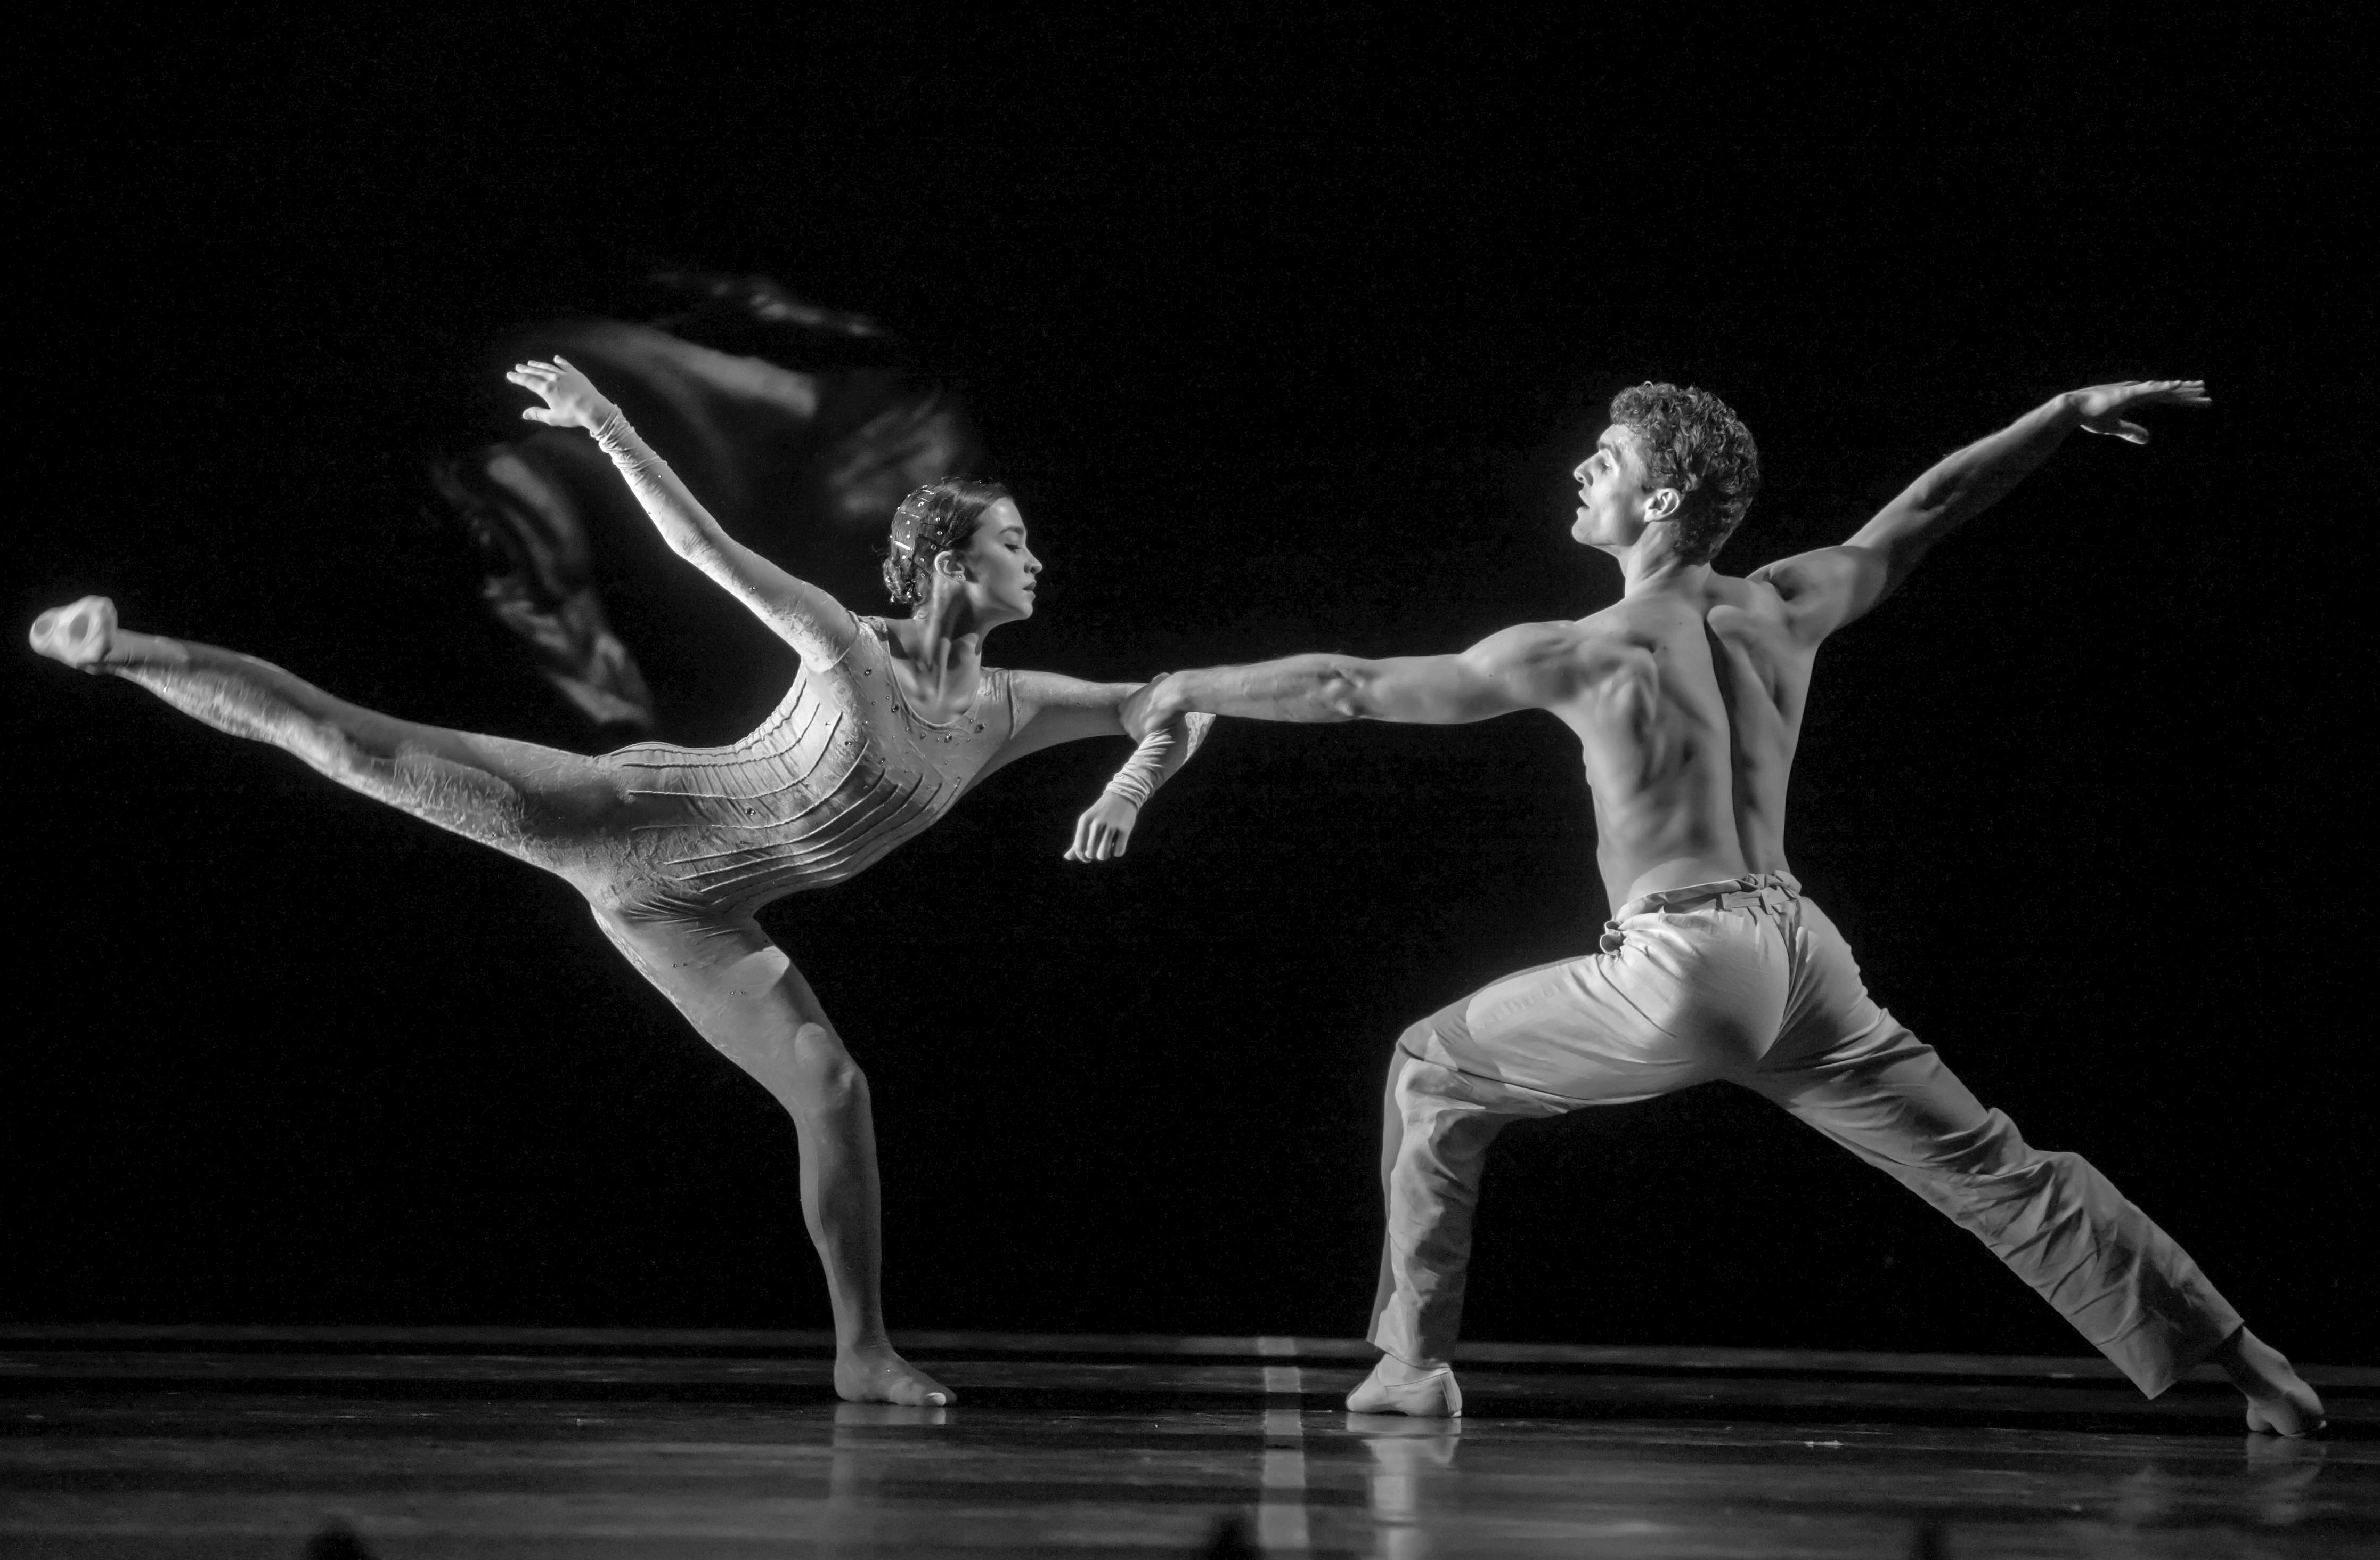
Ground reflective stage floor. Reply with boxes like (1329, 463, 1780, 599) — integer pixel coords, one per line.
(2, 1327, 2373, 1557)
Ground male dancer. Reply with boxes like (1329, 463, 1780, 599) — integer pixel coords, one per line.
(1126, 379, 2325, 1433)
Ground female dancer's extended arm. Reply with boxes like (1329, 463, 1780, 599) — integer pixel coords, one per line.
(975, 670, 1216, 861)
(509, 356, 860, 663)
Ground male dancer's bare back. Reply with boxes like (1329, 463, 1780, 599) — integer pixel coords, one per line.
(1130, 378, 2325, 1434)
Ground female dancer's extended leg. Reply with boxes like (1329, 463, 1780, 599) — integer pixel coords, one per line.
(29, 596, 621, 863)
(30, 595, 950, 1405)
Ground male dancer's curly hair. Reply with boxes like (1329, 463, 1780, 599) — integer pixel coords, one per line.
(1608, 383, 1761, 564)
(881, 478, 1013, 609)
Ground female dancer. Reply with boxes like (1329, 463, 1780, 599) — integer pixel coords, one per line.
(29, 356, 1209, 1407)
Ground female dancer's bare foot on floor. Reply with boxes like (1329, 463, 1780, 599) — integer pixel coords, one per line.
(835, 1343, 953, 1408)
(2215, 1327, 2325, 1437)
(30, 596, 121, 670)
(1345, 1354, 1463, 1417)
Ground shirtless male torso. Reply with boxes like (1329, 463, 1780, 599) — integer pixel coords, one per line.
(1129, 378, 2324, 1434)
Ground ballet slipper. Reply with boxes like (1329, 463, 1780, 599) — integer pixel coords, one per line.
(29, 596, 119, 670)
(1345, 1358, 1463, 1417)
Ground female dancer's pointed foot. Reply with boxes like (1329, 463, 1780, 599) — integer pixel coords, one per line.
(2218, 1328, 2326, 1437)
(30, 596, 119, 670)
(835, 1343, 954, 1408)
(1345, 1355, 1463, 1417)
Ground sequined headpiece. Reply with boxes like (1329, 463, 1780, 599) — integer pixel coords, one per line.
(884, 485, 959, 607)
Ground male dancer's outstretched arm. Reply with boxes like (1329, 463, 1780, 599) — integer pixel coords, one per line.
(1127, 624, 1608, 732)
(1749, 379, 2210, 644)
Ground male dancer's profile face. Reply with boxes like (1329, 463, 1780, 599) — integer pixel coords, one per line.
(1569, 424, 1665, 551)
(956, 498, 1042, 623)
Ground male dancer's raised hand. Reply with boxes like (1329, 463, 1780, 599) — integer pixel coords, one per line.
(2072, 378, 2211, 444)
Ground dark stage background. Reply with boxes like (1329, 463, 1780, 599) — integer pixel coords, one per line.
(14, 17, 2369, 1363)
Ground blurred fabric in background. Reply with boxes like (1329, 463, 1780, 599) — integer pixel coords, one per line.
(430, 273, 977, 731)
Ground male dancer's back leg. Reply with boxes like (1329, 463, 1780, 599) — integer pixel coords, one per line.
(1349, 884, 2322, 1433)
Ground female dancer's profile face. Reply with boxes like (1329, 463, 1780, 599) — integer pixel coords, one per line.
(957, 498, 1042, 624)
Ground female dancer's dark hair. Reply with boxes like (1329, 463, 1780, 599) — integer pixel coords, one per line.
(882, 478, 1013, 608)
(29, 354, 1208, 1412)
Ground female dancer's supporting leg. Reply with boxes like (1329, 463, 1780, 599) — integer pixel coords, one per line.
(589, 905, 945, 1405)
(30, 595, 950, 1405)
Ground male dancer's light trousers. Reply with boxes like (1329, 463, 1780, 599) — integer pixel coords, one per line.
(1376, 873, 2243, 1398)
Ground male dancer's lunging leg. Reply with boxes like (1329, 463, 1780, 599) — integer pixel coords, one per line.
(1129, 379, 2322, 1433)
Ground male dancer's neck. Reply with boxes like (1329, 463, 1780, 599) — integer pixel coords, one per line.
(1614, 551, 1713, 597)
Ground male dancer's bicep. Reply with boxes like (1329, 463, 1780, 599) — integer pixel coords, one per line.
(1358, 633, 1565, 724)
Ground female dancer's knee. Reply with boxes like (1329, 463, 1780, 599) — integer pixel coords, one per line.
(784, 1023, 870, 1119)
(790, 1022, 863, 1094)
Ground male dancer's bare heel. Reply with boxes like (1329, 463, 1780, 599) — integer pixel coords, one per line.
(2214, 1327, 2326, 1437)
(1346, 1354, 1463, 1417)
(835, 1343, 953, 1408)
(30, 595, 132, 671)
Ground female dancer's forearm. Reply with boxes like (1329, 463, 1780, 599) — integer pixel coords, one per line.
(1101, 711, 1215, 807)
(588, 407, 736, 561)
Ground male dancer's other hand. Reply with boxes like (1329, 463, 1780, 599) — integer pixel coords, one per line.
(1065, 793, 1141, 862)
(2072, 379, 2210, 445)
(507, 355, 617, 432)
(1119, 674, 1183, 742)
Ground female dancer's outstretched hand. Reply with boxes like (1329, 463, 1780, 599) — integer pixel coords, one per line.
(1065, 794, 1140, 862)
(507, 356, 616, 431)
